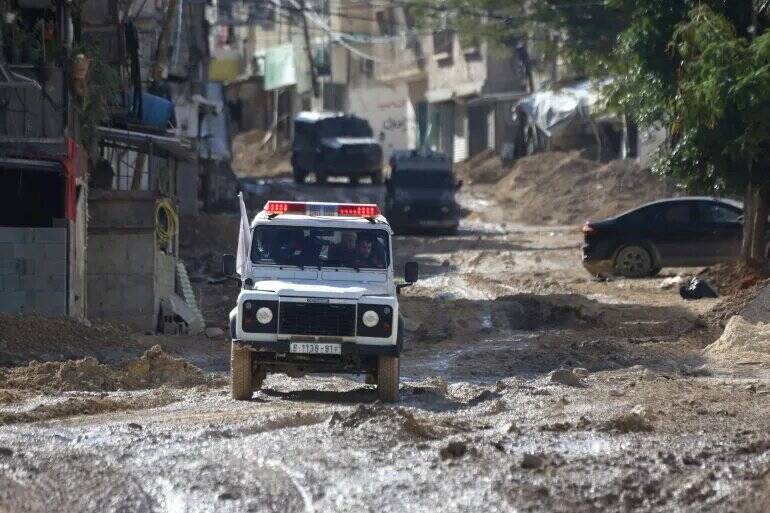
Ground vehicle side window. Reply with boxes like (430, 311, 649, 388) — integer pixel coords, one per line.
(660, 204, 692, 224)
(711, 204, 742, 223)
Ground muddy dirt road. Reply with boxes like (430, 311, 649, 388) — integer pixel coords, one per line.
(1, 181, 769, 513)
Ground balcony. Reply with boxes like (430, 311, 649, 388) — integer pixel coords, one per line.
(0, 64, 69, 156)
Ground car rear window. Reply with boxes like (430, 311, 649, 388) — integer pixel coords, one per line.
(393, 171, 455, 188)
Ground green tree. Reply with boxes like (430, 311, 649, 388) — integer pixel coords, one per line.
(666, 6, 770, 262)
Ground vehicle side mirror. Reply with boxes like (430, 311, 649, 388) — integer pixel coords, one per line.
(404, 261, 419, 283)
(222, 254, 236, 276)
(737, 215, 744, 224)
(456, 179, 464, 190)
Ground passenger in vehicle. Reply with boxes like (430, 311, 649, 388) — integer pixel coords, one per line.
(328, 232, 357, 265)
(352, 234, 385, 268)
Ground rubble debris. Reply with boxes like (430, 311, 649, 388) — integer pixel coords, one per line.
(602, 410, 654, 433)
(549, 369, 583, 387)
(205, 327, 225, 339)
(660, 275, 685, 290)
(440, 441, 468, 460)
(0, 345, 207, 392)
(705, 316, 770, 367)
(520, 453, 544, 469)
(494, 152, 676, 225)
(572, 367, 590, 378)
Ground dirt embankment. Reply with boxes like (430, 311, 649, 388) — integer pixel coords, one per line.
(231, 129, 292, 179)
(492, 152, 677, 225)
(0, 345, 209, 393)
(458, 151, 676, 225)
(0, 314, 138, 367)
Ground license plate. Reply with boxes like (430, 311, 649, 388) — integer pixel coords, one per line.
(289, 342, 342, 355)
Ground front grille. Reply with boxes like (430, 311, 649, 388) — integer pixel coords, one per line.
(279, 302, 356, 337)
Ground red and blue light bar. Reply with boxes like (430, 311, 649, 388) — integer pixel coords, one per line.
(264, 201, 381, 218)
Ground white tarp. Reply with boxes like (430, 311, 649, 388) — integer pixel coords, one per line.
(514, 79, 611, 137)
(236, 192, 251, 277)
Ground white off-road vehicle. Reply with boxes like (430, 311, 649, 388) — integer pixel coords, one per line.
(223, 201, 418, 402)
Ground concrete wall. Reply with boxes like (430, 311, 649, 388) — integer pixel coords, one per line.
(87, 230, 158, 331)
(0, 228, 67, 315)
(87, 191, 177, 332)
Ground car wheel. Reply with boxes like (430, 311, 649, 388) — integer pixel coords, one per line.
(231, 343, 253, 400)
(614, 245, 654, 278)
(377, 356, 399, 402)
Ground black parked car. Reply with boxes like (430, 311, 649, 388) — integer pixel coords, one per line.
(291, 111, 383, 184)
(582, 197, 746, 278)
(384, 150, 462, 235)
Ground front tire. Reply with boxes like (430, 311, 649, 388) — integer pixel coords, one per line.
(377, 356, 400, 402)
(231, 343, 253, 400)
(614, 245, 654, 278)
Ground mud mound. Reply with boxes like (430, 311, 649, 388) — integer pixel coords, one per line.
(705, 316, 770, 366)
(704, 281, 770, 329)
(0, 314, 135, 367)
(0, 345, 206, 392)
(232, 129, 292, 178)
(455, 149, 508, 184)
(329, 404, 469, 441)
(698, 263, 770, 296)
(0, 391, 177, 425)
(494, 152, 676, 225)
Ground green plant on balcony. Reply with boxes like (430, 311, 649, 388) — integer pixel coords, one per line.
(71, 42, 121, 159)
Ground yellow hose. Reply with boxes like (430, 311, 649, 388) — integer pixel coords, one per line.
(155, 199, 178, 244)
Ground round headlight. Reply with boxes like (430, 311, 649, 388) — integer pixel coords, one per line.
(362, 310, 379, 328)
(256, 307, 273, 325)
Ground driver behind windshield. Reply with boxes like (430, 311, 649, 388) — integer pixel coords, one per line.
(352, 233, 385, 269)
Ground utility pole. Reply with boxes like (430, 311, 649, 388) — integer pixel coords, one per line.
(298, 0, 320, 99)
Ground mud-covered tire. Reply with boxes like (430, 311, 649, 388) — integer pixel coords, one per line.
(377, 356, 399, 402)
(614, 244, 654, 278)
(231, 343, 253, 400)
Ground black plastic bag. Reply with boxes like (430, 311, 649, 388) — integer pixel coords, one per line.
(679, 277, 719, 300)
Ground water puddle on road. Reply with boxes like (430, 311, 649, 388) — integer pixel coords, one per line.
(402, 330, 547, 384)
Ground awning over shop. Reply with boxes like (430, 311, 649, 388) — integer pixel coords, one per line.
(97, 127, 196, 162)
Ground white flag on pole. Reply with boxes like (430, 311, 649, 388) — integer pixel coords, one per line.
(236, 192, 251, 277)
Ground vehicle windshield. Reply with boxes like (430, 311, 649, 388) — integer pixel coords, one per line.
(251, 226, 390, 270)
(319, 117, 373, 138)
(393, 170, 455, 188)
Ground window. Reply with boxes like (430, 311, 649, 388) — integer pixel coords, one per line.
(251, 226, 390, 270)
(698, 203, 742, 223)
(376, 8, 397, 36)
(659, 204, 692, 224)
(433, 29, 454, 59)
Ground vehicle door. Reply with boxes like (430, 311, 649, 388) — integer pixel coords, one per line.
(695, 201, 743, 261)
(650, 201, 709, 266)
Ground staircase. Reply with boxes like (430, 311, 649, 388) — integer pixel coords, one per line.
(176, 262, 206, 334)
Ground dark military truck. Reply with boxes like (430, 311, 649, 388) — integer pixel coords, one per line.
(292, 112, 383, 185)
(384, 150, 462, 235)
